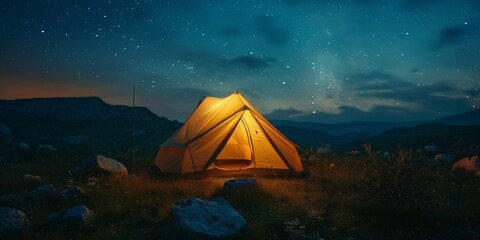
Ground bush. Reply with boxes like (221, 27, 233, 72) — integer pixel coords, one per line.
(358, 143, 422, 205)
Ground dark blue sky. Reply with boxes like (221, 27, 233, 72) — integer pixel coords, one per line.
(1, 0, 479, 123)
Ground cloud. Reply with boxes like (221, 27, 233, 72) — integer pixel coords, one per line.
(465, 89, 479, 96)
(263, 107, 305, 119)
(278, 0, 378, 7)
(254, 15, 290, 46)
(264, 102, 453, 123)
(359, 82, 470, 114)
(435, 25, 470, 49)
(401, 0, 442, 9)
(218, 26, 242, 38)
(347, 70, 414, 90)
(277, 0, 322, 7)
(177, 49, 275, 73)
(220, 55, 275, 70)
(264, 105, 413, 123)
(350, 71, 398, 81)
(363, 83, 460, 101)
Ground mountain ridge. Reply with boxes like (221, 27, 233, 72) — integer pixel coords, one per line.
(0, 97, 177, 126)
(0, 97, 181, 153)
(1, 97, 478, 152)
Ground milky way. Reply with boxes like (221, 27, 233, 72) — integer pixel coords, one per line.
(1, 0, 479, 123)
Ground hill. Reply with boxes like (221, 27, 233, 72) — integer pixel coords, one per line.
(271, 110, 480, 151)
(275, 125, 342, 148)
(270, 119, 420, 136)
(436, 109, 480, 125)
(0, 97, 181, 156)
(341, 122, 480, 152)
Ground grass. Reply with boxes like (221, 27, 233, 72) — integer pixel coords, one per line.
(1, 145, 480, 239)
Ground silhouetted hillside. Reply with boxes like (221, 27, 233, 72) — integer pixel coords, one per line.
(436, 109, 480, 126)
(270, 119, 420, 136)
(0, 97, 172, 125)
(342, 122, 480, 152)
(275, 125, 342, 148)
(0, 97, 181, 153)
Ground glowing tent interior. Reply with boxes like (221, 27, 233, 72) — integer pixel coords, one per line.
(153, 91, 303, 174)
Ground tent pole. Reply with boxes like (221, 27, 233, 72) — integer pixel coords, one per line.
(131, 84, 135, 171)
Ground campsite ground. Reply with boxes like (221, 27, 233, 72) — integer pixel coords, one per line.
(1, 145, 479, 239)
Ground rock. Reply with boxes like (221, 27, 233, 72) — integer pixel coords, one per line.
(58, 186, 86, 200)
(383, 152, 390, 157)
(433, 153, 454, 163)
(18, 142, 32, 151)
(350, 150, 361, 156)
(46, 205, 95, 229)
(171, 197, 246, 238)
(224, 178, 256, 190)
(72, 154, 128, 177)
(23, 174, 42, 182)
(38, 144, 57, 152)
(27, 184, 56, 201)
(452, 155, 479, 173)
(0, 207, 28, 239)
(424, 145, 440, 153)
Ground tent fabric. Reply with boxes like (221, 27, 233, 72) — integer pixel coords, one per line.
(154, 91, 303, 174)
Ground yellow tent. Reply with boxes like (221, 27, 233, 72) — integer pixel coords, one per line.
(154, 91, 303, 174)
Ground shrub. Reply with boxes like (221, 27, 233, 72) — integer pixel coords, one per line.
(358, 143, 422, 205)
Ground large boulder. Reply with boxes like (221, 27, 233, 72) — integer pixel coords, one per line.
(46, 205, 95, 229)
(433, 153, 454, 163)
(0, 207, 28, 239)
(72, 154, 128, 177)
(224, 178, 256, 190)
(452, 155, 479, 173)
(172, 197, 246, 238)
(26, 184, 56, 201)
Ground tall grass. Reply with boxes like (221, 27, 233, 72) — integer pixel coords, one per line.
(1, 142, 480, 239)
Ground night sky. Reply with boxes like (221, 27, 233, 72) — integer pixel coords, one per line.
(1, 0, 479, 123)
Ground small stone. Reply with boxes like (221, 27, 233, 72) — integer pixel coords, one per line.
(224, 178, 256, 190)
(23, 174, 42, 182)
